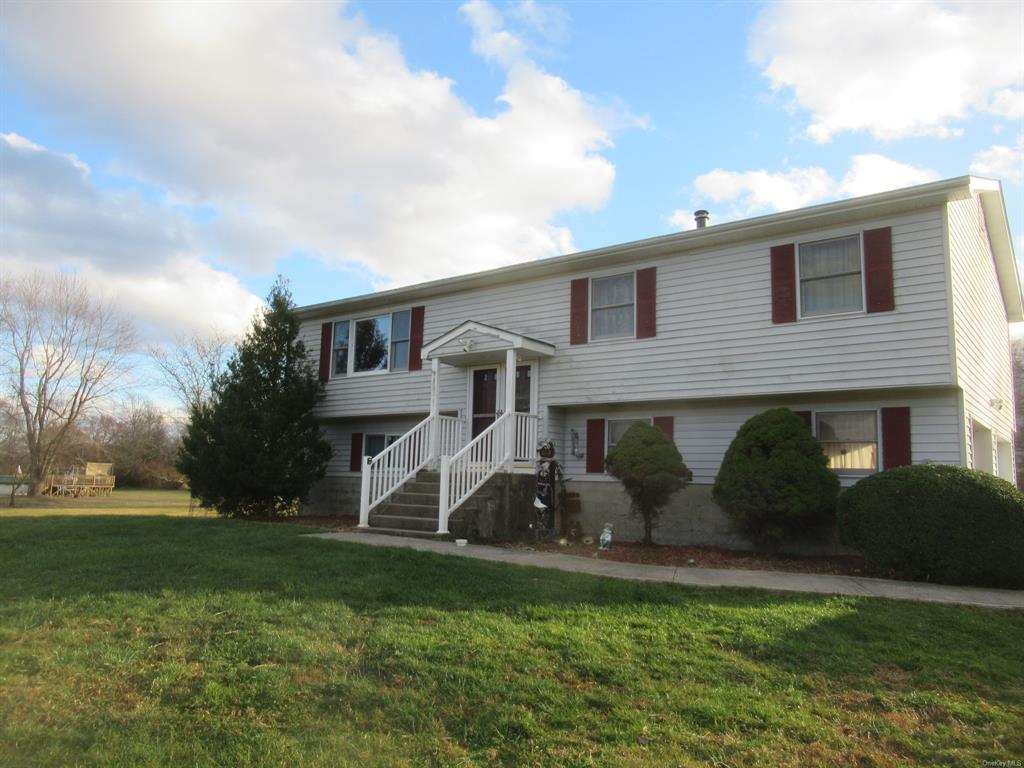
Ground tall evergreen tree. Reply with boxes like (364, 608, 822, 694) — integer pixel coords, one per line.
(178, 278, 331, 517)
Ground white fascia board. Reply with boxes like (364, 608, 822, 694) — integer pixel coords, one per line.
(973, 178, 1024, 322)
(297, 176, 976, 321)
(422, 320, 555, 358)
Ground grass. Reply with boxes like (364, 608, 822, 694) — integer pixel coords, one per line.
(1, 491, 1022, 766)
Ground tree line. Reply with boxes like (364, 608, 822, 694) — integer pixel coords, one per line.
(1, 269, 329, 514)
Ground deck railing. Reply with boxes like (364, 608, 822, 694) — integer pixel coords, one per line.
(359, 414, 464, 527)
(437, 411, 513, 535)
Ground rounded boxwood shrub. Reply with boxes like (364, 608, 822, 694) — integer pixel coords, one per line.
(712, 408, 840, 553)
(838, 464, 1024, 588)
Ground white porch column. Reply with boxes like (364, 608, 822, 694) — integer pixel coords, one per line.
(429, 357, 440, 465)
(505, 348, 516, 469)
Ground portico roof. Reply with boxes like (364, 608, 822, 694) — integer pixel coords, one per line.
(422, 320, 555, 366)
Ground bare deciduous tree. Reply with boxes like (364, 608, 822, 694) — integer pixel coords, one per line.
(0, 271, 136, 495)
(149, 331, 232, 415)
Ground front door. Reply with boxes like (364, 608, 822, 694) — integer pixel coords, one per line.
(471, 368, 498, 438)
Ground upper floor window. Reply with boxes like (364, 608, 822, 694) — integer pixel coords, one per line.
(390, 310, 411, 371)
(332, 320, 349, 377)
(354, 315, 391, 372)
(799, 235, 862, 317)
(592, 272, 635, 339)
(816, 411, 877, 472)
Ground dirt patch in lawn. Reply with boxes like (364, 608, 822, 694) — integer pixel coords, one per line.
(503, 540, 866, 576)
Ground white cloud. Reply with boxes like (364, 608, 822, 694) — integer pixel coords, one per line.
(0, 133, 262, 342)
(0, 0, 617, 288)
(838, 154, 942, 198)
(970, 134, 1024, 185)
(751, 1, 1024, 142)
(668, 154, 940, 225)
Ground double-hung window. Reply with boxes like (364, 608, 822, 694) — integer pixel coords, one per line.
(390, 310, 411, 371)
(354, 315, 391, 373)
(799, 235, 862, 317)
(332, 320, 350, 377)
(591, 272, 635, 339)
(607, 417, 651, 453)
(816, 411, 877, 472)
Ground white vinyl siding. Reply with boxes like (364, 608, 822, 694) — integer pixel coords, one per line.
(302, 207, 953, 417)
(947, 195, 1016, 475)
(557, 391, 961, 487)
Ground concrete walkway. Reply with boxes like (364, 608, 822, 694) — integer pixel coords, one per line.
(308, 531, 1024, 611)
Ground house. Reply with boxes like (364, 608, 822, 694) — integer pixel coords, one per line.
(296, 176, 1021, 549)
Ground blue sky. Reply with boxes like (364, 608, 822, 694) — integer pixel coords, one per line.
(1, 0, 1022, 382)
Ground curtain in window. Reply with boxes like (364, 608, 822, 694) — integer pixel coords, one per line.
(592, 273, 635, 338)
(817, 411, 877, 470)
(800, 236, 862, 316)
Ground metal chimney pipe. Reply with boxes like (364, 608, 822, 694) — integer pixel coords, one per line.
(694, 210, 710, 229)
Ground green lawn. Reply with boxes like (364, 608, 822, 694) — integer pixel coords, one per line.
(1, 495, 1021, 767)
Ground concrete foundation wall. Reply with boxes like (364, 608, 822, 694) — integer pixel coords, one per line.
(567, 480, 854, 556)
(303, 475, 361, 516)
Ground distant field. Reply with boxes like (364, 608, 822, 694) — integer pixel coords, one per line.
(1, 488, 206, 517)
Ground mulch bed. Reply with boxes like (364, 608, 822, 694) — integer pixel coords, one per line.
(505, 540, 866, 576)
(279, 515, 865, 577)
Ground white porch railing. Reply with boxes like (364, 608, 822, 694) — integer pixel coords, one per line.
(436, 414, 464, 459)
(359, 414, 463, 527)
(437, 411, 513, 535)
(514, 412, 539, 462)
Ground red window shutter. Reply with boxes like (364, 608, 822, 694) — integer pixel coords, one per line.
(864, 226, 895, 313)
(350, 432, 364, 472)
(653, 415, 674, 440)
(319, 322, 333, 382)
(408, 305, 425, 371)
(570, 278, 589, 345)
(792, 410, 812, 430)
(636, 267, 657, 339)
(586, 419, 605, 473)
(770, 244, 797, 324)
(881, 407, 911, 469)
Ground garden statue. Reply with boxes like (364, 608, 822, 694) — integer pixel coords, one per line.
(533, 438, 564, 537)
(599, 523, 613, 551)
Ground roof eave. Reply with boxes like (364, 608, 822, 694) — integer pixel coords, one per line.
(296, 175, 977, 320)
(972, 178, 1024, 323)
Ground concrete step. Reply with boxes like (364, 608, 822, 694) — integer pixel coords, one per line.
(403, 481, 441, 494)
(373, 502, 439, 520)
(390, 491, 440, 506)
(357, 526, 453, 541)
(369, 514, 439, 532)
(416, 470, 440, 483)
